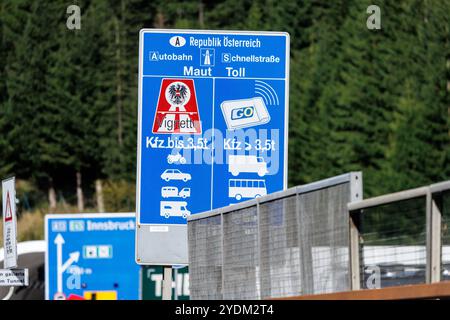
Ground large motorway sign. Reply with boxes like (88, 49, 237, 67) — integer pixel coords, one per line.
(136, 29, 290, 265)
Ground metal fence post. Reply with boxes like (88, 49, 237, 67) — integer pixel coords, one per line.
(349, 172, 362, 291)
(349, 213, 361, 290)
(297, 192, 314, 294)
(426, 189, 432, 283)
(427, 189, 442, 283)
(295, 192, 303, 294)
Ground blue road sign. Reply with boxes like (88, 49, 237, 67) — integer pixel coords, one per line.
(136, 29, 289, 264)
(45, 213, 139, 300)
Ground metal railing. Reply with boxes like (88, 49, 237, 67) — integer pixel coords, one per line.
(188, 173, 450, 299)
(348, 180, 450, 290)
(187, 172, 362, 300)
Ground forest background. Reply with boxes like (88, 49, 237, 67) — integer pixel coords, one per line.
(0, 0, 449, 242)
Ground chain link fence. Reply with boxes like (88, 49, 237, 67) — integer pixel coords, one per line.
(188, 172, 362, 300)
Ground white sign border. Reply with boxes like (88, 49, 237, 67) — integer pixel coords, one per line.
(136, 29, 290, 265)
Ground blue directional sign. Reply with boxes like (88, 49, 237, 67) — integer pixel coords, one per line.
(45, 213, 139, 300)
(136, 29, 289, 264)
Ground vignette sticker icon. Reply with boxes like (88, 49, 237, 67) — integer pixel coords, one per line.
(152, 79, 202, 134)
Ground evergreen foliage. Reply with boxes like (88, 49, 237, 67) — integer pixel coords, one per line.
(0, 0, 448, 210)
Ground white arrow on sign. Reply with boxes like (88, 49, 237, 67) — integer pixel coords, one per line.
(61, 252, 80, 273)
(54, 233, 80, 293)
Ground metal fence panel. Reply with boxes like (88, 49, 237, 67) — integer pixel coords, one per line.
(188, 215, 223, 299)
(358, 197, 427, 289)
(259, 196, 300, 298)
(298, 183, 351, 294)
(348, 181, 450, 289)
(223, 206, 259, 299)
(189, 177, 450, 299)
(188, 172, 360, 300)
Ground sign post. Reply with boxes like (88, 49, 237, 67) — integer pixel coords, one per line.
(2, 177, 17, 269)
(1, 176, 28, 300)
(141, 265, 189, 300)
(162, 267, 172, 300)
(136, 29, 290, 267)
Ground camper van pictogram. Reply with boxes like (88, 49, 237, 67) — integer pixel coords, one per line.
(160, 201, 191, 219)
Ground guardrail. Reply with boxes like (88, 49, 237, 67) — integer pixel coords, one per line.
(187, 172, 362, 300)
(348, 181, 450, 290)
(188, 173, 450, 299)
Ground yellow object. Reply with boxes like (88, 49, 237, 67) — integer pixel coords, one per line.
(84, 291, 118, 300)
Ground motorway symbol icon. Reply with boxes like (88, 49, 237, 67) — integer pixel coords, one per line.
(200, 48, 215, 66)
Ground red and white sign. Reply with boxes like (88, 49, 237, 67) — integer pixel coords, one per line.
(152, 79, 202, 134)
(4, 191, 12, 222)
(2, 177, 17, 269)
